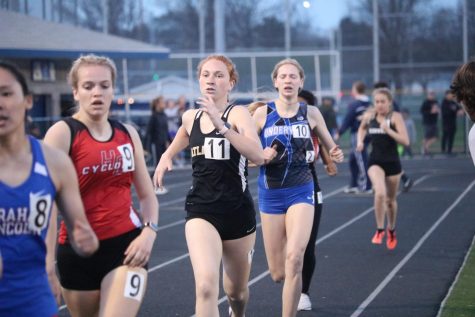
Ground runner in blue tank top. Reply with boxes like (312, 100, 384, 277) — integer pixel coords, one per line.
(0, 61, 98, 317)
(253, 58, 343, 317)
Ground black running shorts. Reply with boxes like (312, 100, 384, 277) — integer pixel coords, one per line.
(57, 228, 143, 290)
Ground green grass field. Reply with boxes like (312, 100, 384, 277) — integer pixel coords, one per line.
(439, 238, 475, 317)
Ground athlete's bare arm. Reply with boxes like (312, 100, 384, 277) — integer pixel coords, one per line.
(123, 124, 158, 267)
(42, 144, 98, 257)
(308, 106, 343, 163)
(252, 106, 278, 165)
(226, 106, 264, 165)
(153, 110, 193, 188)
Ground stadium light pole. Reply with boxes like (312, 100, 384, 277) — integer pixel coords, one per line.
(214, 0, 225, 53)
(285, 0, 291, 56)
(199, 0, 205, 56)
(463, 0, 468, 63)
(372, 0, 380, 82)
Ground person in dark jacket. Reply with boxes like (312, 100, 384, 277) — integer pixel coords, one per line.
(320, 97, 338, 137)
(420, 91, 440, 156)
(335, 80, 371, 193)
(441, 90, 463, 155)
(145, 96, 170, 194)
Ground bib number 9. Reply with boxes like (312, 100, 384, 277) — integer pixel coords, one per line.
(118, 143, 135, 172)
(124, 271, 145, 301)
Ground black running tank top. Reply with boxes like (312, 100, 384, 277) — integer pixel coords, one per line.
(367, 114, 399, 162)
(185, 105, 250, 213)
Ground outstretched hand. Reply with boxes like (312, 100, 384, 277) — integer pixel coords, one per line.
(329, 145, 344, 162)
(71, 220, 99, 257)
(153, 155, 173, 190)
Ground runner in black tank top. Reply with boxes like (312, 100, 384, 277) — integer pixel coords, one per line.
(357, 88, 409, 251)
(186, 105, 253, 213)
(153, 55, 264, 317)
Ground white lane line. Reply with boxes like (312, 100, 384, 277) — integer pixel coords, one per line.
(350, 178, 475, 317)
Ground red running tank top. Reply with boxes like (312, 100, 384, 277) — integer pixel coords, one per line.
(58, 118, 141, 243)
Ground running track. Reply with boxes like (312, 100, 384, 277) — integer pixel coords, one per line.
(58, 156, 475, 317)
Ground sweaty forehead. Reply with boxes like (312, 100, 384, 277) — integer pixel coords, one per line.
(0, 69, 21, 89)
(277, 64, 300, 75)
(77, 65, 112, 82)
(202, 59, 228, 73)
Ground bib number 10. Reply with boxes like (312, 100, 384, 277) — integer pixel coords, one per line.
(204, 137, 230, 160)
(291, 124, 310, 138)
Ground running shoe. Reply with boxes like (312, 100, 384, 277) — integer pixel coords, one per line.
(386, 229, 397, 250)
(371, 230, 385, 244)
(154, 186, 168, 195)
(403, 178, 414, 192)
(297, 293, 312, 311)
(344, 186, 359, 194)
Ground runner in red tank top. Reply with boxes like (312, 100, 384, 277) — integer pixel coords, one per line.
(44, 54, 158, 317)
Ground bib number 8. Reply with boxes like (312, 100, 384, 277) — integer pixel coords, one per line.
(28, 192, 52, 234)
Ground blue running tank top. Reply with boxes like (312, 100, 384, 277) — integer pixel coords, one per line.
(0, 136, 57, 317)
(258, 102, 315, 189)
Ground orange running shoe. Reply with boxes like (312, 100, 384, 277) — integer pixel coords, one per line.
(386, 229, 397, 250)
(371, 230, 385, 244)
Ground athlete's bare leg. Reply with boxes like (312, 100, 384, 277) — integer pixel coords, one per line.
(61, 288, 100, 317)
(385, 174, 401, 230)
(368, 165, 387, 228)
(282, 203, 314, 317)
(186, 219, 222, 317)
(222, 232, 256, 317)
(260, 212, 286, 282)
(99, 266, 148, 317)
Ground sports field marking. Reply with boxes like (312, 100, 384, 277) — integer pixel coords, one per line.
(350, 178, 475, 317)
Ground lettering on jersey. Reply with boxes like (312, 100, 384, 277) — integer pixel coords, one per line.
(0, 192, 52, 235)
(81, 148, 127, 175)
(263, 126, 292, 138)
(368, 127, 386, 135)
(191, 145, 204, 157)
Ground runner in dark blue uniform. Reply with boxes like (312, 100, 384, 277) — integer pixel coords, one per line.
(357, 88, 409, 250)
(253, 59, 343, 317)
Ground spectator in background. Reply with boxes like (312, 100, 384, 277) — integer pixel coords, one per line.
(320, 97, 338, 137)
(26, 115, 42, 138)
(335, 80, 372, 194)
(441, 90, 463, 155)
(450, 60, 475, 165)
(401, 108, 416, 158)
(420, 91, 440, 156)
(145, 96, 170, 190)
(164, 98, 179, 140)
(373, 81, 413, 192)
